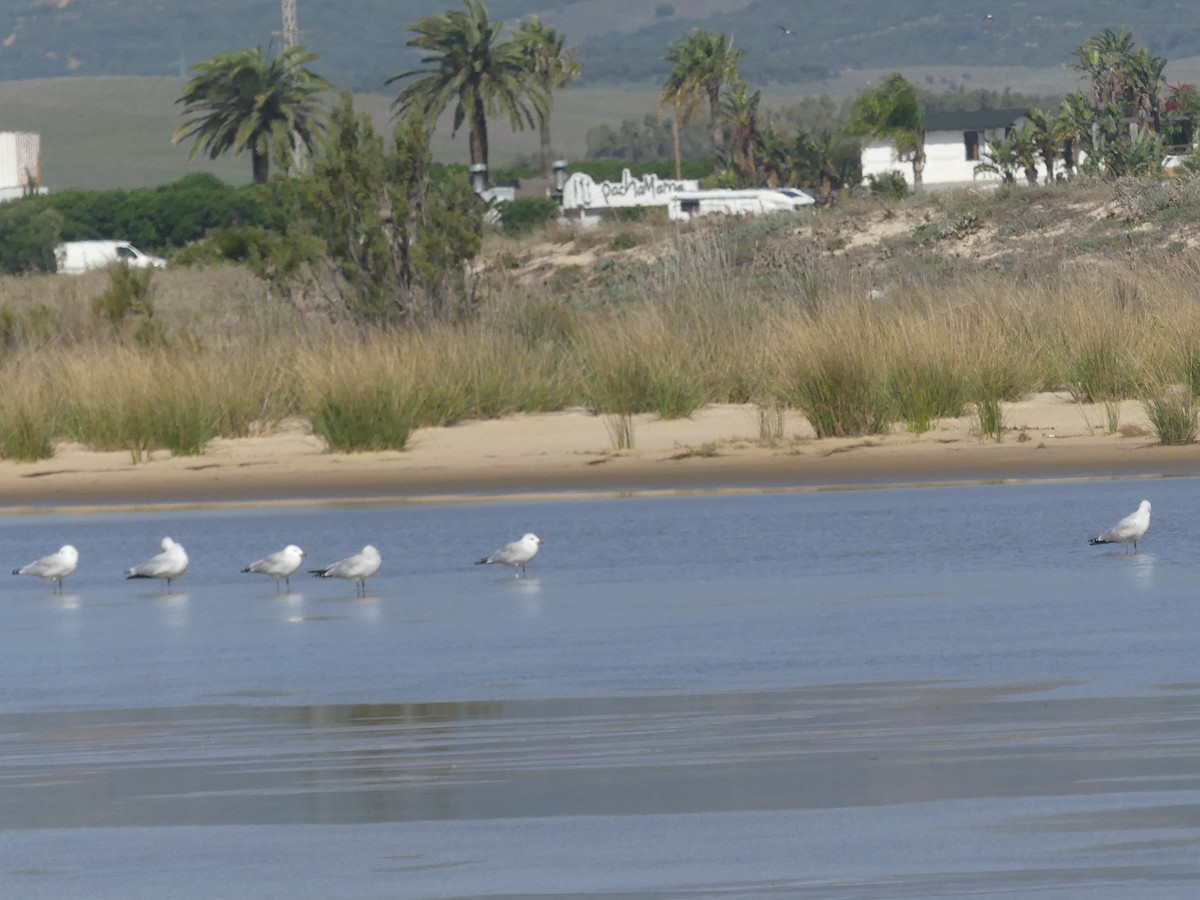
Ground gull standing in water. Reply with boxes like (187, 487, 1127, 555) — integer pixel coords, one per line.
(309, 545, 381, 596)
(126, 536, 189, 592)
(13, 545, 79, 593)
(242, 545, 307, 592)
(476, 533, 544, 577)
(1089, 500, 1151, 553)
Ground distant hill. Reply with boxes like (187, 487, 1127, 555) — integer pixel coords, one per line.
(1, 0, 1198, 90)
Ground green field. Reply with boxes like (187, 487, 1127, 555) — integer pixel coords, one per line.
(0, 77, 673, 190)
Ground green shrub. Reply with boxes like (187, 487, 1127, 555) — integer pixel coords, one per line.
(92, 264, 155, 326)
(611, 231, 640, 250)
(0, 201, 62, 274)
(867, 170, 909, 200)
(496, 197, 560, 235)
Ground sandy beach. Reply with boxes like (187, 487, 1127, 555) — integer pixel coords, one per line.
(1, 392, 1198, 511)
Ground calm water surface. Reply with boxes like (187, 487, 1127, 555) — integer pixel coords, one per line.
(3, 479, 1200, 897)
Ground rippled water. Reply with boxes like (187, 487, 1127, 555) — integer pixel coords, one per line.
(4, 479, 1200, 897)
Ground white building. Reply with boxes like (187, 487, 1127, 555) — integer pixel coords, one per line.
(0, 131, 45, 201)
(860, 108, 1042, 191)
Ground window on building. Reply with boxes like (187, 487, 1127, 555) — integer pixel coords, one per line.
(964, 130, 980, 161)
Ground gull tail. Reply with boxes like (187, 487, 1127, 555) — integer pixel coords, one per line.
(240, 566, 251, 573)
(308, 568, 328, 578)
(126, 572, 152, 580)
(475, 557, 489, 565)
(1089, 537, 1111, 545)
(11, 568, 20, 575)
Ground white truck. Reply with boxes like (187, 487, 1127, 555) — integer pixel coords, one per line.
(54, 240, 167, 274)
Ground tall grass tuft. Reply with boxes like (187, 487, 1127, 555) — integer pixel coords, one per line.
(0, 377, 57, 461)
(784, 350, 892, 438)
(888, 358, 969, 434)
(310, 385, 420, 452)
(1143, 386, 1199, 445)
(757, 401, 785, 443)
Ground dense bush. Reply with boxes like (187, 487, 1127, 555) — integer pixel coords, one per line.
(495, 197, 561, 235)
(0, 202, 62, 274)
(866, 170, 909, 200)
(22, 172, 280, 253)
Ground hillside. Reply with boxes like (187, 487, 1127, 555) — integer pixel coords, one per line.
(0, 0, 1197, 89)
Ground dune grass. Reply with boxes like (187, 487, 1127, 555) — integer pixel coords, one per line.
(7, 183, 1200, 459)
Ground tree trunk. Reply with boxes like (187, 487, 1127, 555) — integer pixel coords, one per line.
(709, 87, 724, 155)
(539, 112, 552, 178)
(252, 147, 270, 184)
(470, 94, 489, 171)
(911, 146, 925, 192)
(672, 104, 682, 180)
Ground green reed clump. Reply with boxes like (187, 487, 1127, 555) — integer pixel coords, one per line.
(1059, 334, 1136, 403)
(309, 384, 420, 452)
(0, 407, 57, 461)
(784, 350, 892, 438)
(1143, 386, 1199, 445)
(1181, 346, 1200, 398)
(650, 370, 705, 420)
(888, 358, 969, 434)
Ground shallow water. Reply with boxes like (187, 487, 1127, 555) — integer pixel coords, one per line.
(3, 479, 1200, 897)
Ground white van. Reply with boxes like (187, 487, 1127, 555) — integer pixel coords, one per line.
(54, 240, 167, 274)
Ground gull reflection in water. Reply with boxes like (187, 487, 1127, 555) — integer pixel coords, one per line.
(1126, 551, 1155, 592)
(156, 593, 190, 628)
(51, 593, 82, 611)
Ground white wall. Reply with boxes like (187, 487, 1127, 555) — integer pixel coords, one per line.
(861, 118, 1059, 190)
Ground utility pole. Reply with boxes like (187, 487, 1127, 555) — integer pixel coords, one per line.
(281, 0, 299, 50)
(280, 0, 308, 173)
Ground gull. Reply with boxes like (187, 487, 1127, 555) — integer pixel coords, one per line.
(476, 533, 544, 578)
(309, 545, 381, 596)
(13, 544, 79, 593)
(1089, 500, 1151, 554)
(126, 536, 189, 592)
(242, 544, 307, 592)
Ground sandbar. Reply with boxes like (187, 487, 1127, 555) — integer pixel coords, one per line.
(1, 393, 1197, 512)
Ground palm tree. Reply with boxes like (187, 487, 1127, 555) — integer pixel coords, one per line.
(849, 73, 925, 190)
(720, 80, 761, 185)
(660, 59, 704, 179)
(1072, 27, 1135, 111)
(173, 44, 330, 184)
(514, 17, 581, 177)
(388, 0, 547, 175)
(974, 134, 1019, 185)
(1010, 125, 1041, 185)
(663, 30, 743, 158)
(1126, 46, 1167, 132)
(1026, 109, 1071, 183)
